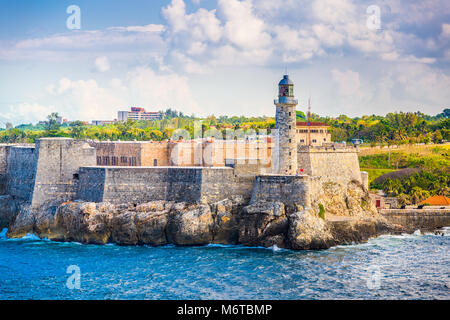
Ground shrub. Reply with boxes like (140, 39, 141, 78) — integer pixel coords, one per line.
(318, 203, 325, 220)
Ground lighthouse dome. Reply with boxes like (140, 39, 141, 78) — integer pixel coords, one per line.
(278, 75, 293, 85)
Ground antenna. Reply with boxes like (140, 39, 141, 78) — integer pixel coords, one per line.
(307, 97, 311, 147)
(285, 66, 288, 75)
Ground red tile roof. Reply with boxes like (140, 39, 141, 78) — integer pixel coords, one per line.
(419, 195, 450, 206)
(296, 122, 330, 127)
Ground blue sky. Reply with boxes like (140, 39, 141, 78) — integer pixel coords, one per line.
(0, 0, 449, 125)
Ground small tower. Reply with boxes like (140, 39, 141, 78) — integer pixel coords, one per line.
(274, 75, 298, 175)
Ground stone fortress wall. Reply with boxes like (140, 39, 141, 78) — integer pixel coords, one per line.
(5, 145, 37, 202)
(0, 138, 266, 207)
(0, 137, 364, 212)
(77, 166, 255, 205)
(91, 140, 273, 168)
(2, 139, 97, 208)
(30, 138, 97, 208)
(297, 145, 363, 185)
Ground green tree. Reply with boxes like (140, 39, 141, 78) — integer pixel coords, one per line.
(44, 112, 61, 133)
(69, 121, 85, 139)
(409, 187, 430, 204)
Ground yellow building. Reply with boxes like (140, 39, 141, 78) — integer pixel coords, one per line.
(295, 121, 331, 146)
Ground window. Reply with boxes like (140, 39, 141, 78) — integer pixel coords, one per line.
(111, 157, 118, 165)
(121, 156, 127, 164)
(289, 112, 292, 116)
(103, 156, 110, 165)
(289, 139, 291, 143)
(97, 156, 101, 165)
(300, 139, 305, 143)
(312, 139, 317, 143)
(153, 159, 158, 166)
(73, 173, 79, 180)
(130, 157, 137, 166)
(289, 152, 291, 156)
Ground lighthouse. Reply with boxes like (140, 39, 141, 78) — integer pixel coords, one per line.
(274, 75, 298, 175)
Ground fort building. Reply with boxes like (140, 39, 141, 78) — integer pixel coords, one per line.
(296, 122, 331, 146)
(0, 75, 366, 210)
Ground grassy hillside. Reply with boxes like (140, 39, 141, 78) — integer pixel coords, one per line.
(359, 144, 450, 204)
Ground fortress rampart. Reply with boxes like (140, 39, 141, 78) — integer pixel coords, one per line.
(0, 138, 365, 212)
(77, 166, 254, 204)
(250, 175, 311, 207)
(297, 145, 362, 184)
(6, 146, 37, 202)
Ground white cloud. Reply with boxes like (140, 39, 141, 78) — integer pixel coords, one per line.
(312, 0, 356, 24)
(332, 69, 361, 96)
(0, 103, 55, 124)
(0, 67, 200, 124)
(108, 24, 165, 33)
(94, 56, 111, 72)
(218, 0, 270, 50)
(441, 23, 450, 37)
(0, 0, 448, 121)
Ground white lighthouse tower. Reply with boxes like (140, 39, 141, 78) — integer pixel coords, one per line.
(274, 75, 298, 175)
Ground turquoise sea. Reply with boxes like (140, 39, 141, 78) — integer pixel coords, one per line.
(0, 228, 449, 300)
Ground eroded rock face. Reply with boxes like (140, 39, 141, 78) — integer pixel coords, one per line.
(238, 201, 288, 248)
(315, 180, 377, 217)
(3, 177, 396, 250)
(167, 204, 214, 245)
(211, 199, 238, 245)
(328, 218, 392, 245)
(0, 195, 19, 230)
(7, 205, 35, 238)
(287, 210, 335, 250)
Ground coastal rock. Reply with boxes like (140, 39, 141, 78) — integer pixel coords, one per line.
(0, 195, 19, 230)
(167, 204, 214, 245)
(211, 199, 238, 244)
(238, 201, 288, 247)
(134, 211, 169, 246)
(288, 210, 335, 250)
(328, 217, 392, 245)
(315, 180, 376, 217)
(50, 202, 110, 244)
(110, 212, 138, 245)
(7, 205, 36, 238)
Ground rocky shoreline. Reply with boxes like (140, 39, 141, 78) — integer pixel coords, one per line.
(0, 180, 401, 249)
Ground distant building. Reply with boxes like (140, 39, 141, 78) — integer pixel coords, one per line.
(295, 122, 331, 146)
(56, 117, 67, 125)
(91, 120, 117, 126)
(118, 107, 162, 121)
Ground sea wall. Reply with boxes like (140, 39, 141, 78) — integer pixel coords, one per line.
(77, 166, 254, 205)
(381, 209, 450, 232)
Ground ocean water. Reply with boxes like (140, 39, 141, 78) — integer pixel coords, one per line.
(0, 227, 449, 300)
